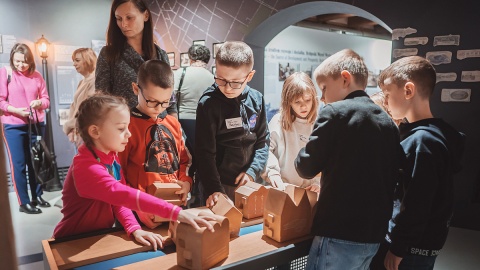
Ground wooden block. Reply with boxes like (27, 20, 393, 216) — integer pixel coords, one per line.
(211, 194, 243, 237)
(42, 225, 171, 270)
(176, 212, 230, 269)
(148, 182, 183, 222)
(168, 207, 213, 244)
(235, 182, 269, 219)
(263, 184, 317, 242)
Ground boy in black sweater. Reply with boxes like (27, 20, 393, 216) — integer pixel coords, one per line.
(295, 49, 401, 270)
(195, 41, 269, 206)
(370, 56, 465, 270)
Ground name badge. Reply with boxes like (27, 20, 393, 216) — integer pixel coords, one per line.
(225, 117, 242, 129)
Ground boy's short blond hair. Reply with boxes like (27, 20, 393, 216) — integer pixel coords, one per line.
(378, 56, 436, 99)
(314, 49, 368, 89)
(215, 41, 253, 70)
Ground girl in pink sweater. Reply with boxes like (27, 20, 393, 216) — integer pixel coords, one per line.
(53, 94, 213, 250)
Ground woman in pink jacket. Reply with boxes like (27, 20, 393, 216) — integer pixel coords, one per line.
(0, 43, 51, 214)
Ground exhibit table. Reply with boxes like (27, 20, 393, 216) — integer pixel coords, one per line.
(42, 220, 312, 269)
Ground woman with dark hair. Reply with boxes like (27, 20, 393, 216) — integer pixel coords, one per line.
(173, 45, 214, 143)
(95, 0, 176, 114)
(0, 43, 51, 214)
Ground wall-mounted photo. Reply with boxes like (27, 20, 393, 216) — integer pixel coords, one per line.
(367, 70, 380, 87)
(212, 42, 224, 58)
(193, 40, 205, 46)
(180, 52, 190, 67)
(278, 62, 299, 81)
(167, 52, 175, 67)
(212, 66, 216, 75)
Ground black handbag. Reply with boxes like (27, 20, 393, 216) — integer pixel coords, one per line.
(28, 108, 55, 185)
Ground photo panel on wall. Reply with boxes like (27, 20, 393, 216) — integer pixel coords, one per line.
(212, 66, 216, 75)
(180, 52, 190, 67)
(193, 40, 206, 46)
(212, 42, 224, 59)
(167, 52, 175, 67)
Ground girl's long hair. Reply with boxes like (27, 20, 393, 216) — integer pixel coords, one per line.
(280, 72, 319, 131)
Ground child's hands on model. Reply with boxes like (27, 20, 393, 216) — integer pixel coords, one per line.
(136, 211, 162, 229)
(132, 229, 164, 251)
(177, 210, 215, 232)
(175, 180, 191, 206)
(205, 192, 223, 208)
(268, 175, 285, 190)
(306, 184, 320, 193)
(235, 172, 253, 186)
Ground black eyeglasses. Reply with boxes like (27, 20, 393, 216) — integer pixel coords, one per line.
(214, 72, 251, 89)
(137, 84, 174, 108)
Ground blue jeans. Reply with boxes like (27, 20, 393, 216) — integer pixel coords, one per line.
(306, 236, 379, 270)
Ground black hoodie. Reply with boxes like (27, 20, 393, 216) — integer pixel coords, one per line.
(388, 118, 465, 257)
(195, 84, 269, 198)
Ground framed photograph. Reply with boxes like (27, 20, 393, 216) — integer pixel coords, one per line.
(211, 66, 216, 75)
(193, 40, 205, 46)
(167, 52, 175, 67)
(212, 42, 224, 59)
(180, 52, 190, 67)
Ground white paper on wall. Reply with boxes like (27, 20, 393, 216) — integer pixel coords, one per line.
(461, 71, 480, 82)
(56, 66, 82, 104)
(404, 37, 428, 46)
(1, 35, 16, 53)
(457, 49, 480, 60)
(392, 27, 417, 40)
(58, 108, 69, 126)
(54, 44, 80, 62)
(393, 48, 418, 58)
(426, 51, 452, 65)
(441, 89, 471, 102)
(91, 40, 106, 58)
(436, 72, 457, 83)
(433, 35, 460, 46)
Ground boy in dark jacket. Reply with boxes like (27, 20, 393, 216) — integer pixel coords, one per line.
(295, 49, 401, 270)
(370, 56, 465, 270)
(195, 41, 269, 207)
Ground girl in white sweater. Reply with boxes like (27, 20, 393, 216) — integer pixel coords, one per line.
(265, 72, 321, 192)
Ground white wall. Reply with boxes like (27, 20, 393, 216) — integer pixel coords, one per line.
(264, 25, 392, 120)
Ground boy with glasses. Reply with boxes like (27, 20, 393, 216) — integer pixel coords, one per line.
(196, 41, 269, 206)
(118, 60, 192, 228)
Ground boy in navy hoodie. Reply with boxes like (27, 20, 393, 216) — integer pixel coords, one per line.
(195, 41, 269, 206)
(370, 56, 465, 270)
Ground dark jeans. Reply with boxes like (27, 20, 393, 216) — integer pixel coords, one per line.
(2, 123, 45, 205)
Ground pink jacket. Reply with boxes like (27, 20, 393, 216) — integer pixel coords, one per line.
(0, 68, 50, 125)
(53, 145, 181, 238)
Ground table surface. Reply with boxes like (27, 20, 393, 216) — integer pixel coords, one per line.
(74, 224, 265, 270)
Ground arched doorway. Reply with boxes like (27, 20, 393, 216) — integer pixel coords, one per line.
(243, 1, 392, 92)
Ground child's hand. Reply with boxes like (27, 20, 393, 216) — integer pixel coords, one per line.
(136, 211, 162, 229)
(132, 229, 164, 251)
(177, 210, 215, 232)
(205, 192, 225, 208)
(235, 172, 253, 186)
(268, 175, 285, 190)
(175, 180, 191, 206)
(305, 184, 320, 193)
